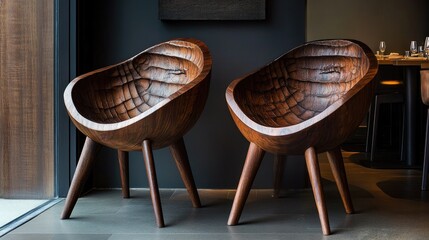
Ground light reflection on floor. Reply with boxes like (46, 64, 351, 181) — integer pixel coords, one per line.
(0, 199, 48, 227)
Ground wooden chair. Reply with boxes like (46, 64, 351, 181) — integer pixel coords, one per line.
(62, 39, 212, 227)
(225, 39, 378, 235)
(420, 69, 429, 190)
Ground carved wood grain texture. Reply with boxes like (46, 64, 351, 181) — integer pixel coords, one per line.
(64, 39, 212, 151)
(0, 0, 54, 198)
(226, 39, 378, 235)
(62, 39, 211, 226)
(226, 39, 378, 154)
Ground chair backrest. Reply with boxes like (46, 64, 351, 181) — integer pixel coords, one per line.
(64, 39, 211, 150)
(226, 39, 377, 154)
(70, 40, 206, 124)
(233, 39, 372, 128)
(422, 70, 429, 106)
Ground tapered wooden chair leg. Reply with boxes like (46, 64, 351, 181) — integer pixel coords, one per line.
(305, 147, 330, 236)
(228, 142, 265, 226)
(273, 154, 286, 198)
(169, 137, 201, 208)
(142, 140, 165, 228)
(118, 150, 130, 198)
(326, 147, 354, 214)
(61, 137, 100, 219)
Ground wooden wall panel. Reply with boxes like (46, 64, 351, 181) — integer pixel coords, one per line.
(0, 0, 54, 198)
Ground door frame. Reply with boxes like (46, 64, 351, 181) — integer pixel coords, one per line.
(54, 0, 78, 197)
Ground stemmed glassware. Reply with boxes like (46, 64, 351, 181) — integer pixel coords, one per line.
(410, 41, 418, 55)
(379, 41, 386, 56)
(425, 37, 429, 60)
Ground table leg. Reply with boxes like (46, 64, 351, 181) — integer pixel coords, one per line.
(404, 66, 419, 166)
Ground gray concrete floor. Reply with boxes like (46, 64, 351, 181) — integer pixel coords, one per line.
(3, 152, 429, 240)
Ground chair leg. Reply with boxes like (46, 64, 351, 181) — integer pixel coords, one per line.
(400, 104, 405, 162)
(117, 150, 130, 198)
(422, 109, 429, 191)
(365, 103, 373, 153)
(61, 137, 100, 219)
(370, 96, 380, 162)
(142, 140, 165, 228)
(169, 137, 201, 208)
(305, 147, 330, 236)
(273, 154, 286, 198)
(326, 147, 354, 214)
(228, 142, 265, 226)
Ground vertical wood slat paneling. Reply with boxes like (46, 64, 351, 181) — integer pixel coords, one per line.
(0, 0, 54, 198)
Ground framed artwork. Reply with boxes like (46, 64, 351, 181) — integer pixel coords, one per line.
(159, 0, 266, 20)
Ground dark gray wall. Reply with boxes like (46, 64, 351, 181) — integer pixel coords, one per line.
(307, 0, 429, 53)
(76, 0, 307, 189)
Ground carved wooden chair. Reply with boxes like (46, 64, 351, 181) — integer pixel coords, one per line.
(225, 39, 378, 235)
(62, 39, 212, 227)
(420, 69, 429, 190)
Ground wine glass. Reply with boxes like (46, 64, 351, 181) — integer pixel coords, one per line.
(425, 37, 429, 59)
(410, 41, 418, 55)
(379, 41, 386, 56)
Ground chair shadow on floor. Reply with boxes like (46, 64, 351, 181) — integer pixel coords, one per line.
(377, 178, 429, 201)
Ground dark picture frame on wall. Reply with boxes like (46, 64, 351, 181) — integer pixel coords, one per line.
(159, 0, 266, 20)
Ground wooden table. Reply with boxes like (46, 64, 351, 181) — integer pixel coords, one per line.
(378, 57, 429, 166)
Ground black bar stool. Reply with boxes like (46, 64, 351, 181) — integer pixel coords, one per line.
(420, 69, 429, 190)
(366, 77, 405, 162)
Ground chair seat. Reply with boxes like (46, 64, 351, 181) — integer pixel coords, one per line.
(65, 39, 211, 151)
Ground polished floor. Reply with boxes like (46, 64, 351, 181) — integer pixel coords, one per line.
(3, 152, 429, 240)
(0, 199, 47, 228)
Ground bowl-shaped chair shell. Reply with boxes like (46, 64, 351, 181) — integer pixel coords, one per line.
(64, 39, 212, 151)
(226, 39, 378, 154)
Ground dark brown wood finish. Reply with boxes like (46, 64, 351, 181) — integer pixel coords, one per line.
(64, 39, 212, 151)
(226, 40, 378, 234)
(169, 137, 201, 208)
(305, 147, 330, 235)
(142, 140, 164, 228)
(326, 147, 354, 214)
(420, 70, 429, 190)
(117, 150, 130, 198)
(226, 40, 377, 155)
(61, 137, 100, 219)
(62, 39, 212, 226)
(227, 142, 265, 226)
(0, 0, 54, 198)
